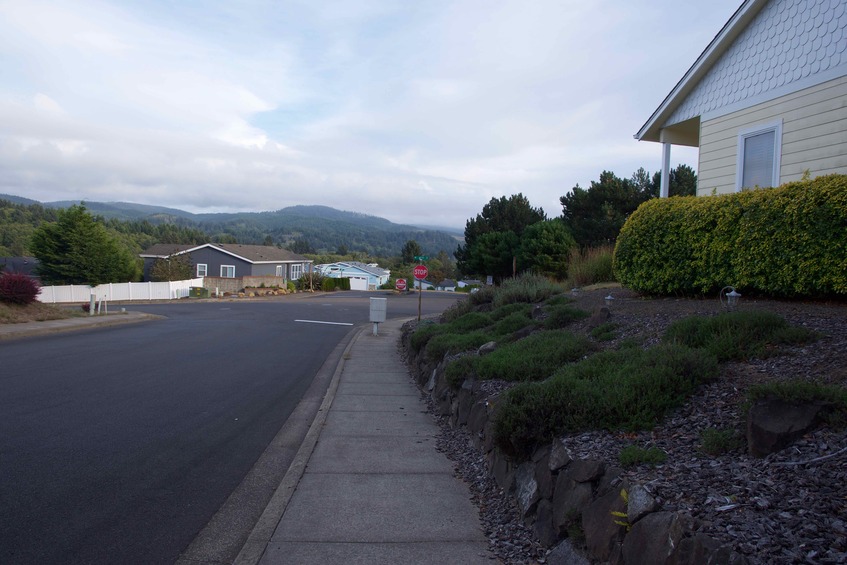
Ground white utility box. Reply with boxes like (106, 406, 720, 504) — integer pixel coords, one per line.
(369, 297, 387, 323)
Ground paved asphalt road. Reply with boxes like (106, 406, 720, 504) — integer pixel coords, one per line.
(0, 291, 461, 565)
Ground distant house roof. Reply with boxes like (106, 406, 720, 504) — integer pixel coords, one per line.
(316, 261, 389, 277)
(139, 244, 194, 258)
(0, 256, 39, 277)
(140, 243, 311, 264)
(437, 279, 457, 287)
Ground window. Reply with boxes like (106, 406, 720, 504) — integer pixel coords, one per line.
(290, 264, 302, 280)
(196, 264, 207, 277)
(221, 265, 235, 278)
(736, 120, 782, 191)
(275, 265, 284, 277)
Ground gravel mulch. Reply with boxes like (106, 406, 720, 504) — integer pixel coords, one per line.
(410, 287, 847, 564)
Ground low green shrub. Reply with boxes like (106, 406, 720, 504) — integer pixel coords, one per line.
(590, 322, 617, 341)
(619, 445, 667, 467)
(446, 311, 492, 332)
(543, 304, 590, 329)
(493, 344, 719, 459)
(468, 285, 496, 305)
(700, 427, 743, 455)
(441, 297, 475, 322)
(0, 272, 40, 305)
(424, 330, 491, 360)
(545, 294, 575, 307)
(567, 245, 616, 287)
(493, 311, 537, 336)
(747, 380, 847, 427)
(410, 321, 445, 353)
(494, 274, 563, 307)
(475, 330, 594, 383)
(445, 355, 478, 388)
(663, 310, 817, 361)
(490, 302, 534, 321)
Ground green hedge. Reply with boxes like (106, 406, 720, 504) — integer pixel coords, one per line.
(613, 174, 847, 297)
(321, 277, 351, 291)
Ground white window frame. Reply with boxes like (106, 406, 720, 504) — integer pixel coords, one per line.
(290, 263, 302, 280)
(735, 119, 782, 191)
(196, 263, 207, 277)
(220, 265, 235, 278)
(275, 265, 284, 277)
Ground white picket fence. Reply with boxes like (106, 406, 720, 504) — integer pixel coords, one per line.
(37, 278, 205, 304)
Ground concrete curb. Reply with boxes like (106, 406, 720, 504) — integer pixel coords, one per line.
(232, 325, 366, 565)
(0, 311, 164, 341)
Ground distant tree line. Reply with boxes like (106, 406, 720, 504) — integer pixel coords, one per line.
(455, 165, 697, 280)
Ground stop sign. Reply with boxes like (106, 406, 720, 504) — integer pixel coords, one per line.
(395, 278, 407, 291)
(413, 265, 428, 280)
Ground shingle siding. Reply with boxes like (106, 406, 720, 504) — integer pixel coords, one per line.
(667, 0, 847, 127)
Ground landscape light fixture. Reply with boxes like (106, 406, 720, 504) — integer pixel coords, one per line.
(571, 287, 581, 296)
(604, 293, 614, 307)
(720, 286, 741, 311)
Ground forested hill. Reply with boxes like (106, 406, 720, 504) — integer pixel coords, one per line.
(0, 196, 463, 258)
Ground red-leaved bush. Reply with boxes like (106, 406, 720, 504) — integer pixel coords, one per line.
(0, 272, 41, 305)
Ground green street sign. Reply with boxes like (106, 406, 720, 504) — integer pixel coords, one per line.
(414, 255, 429, 261)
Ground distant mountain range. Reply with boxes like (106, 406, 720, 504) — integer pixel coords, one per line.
(0, 194, 464, 257)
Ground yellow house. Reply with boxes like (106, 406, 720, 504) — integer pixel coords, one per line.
(636, 0, 847, 197)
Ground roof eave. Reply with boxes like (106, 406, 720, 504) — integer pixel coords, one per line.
(635, 0, 768, 142)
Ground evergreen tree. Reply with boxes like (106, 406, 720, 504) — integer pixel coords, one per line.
(149, 253, 194, 282)
(456, 194, 545, 277)
(401, 240, 422, 264)
(30, 205, 141, 285)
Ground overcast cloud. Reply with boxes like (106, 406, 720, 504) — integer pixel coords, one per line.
(0, 0, 741, 228)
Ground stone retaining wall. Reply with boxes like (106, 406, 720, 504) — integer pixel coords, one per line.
(401, 323, 747, 565)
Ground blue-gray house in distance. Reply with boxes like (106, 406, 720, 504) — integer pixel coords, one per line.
(140, 243, 312, 282)
(314, 261, 391, 290)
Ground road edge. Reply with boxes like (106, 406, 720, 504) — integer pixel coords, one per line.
(230, 325, 364, 565)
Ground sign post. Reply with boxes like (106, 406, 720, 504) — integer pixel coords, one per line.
(413, 264, 428, 321)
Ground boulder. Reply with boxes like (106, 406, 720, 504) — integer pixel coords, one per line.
(549, 438, 572, 472)
(552, 473, 593, 535)
(466, 399, 489, 446)
(596, 466, 623, 497)
(627, 484, 659, 523)
(534, 499, 559, 547)
(478, 341, 497, 355)
(621, 511, 684, 565)
(515, 462, 540, 518)
(747, 398, 828, 457)
(547, 539, 590, 565)
(587, 307, 611, 329)
(582, 480, 628, 562)
(533, 446, 554, 500)
(569, 459, 605, 483)
(490, 448, 515, 492)
(455, 379, 476, 426)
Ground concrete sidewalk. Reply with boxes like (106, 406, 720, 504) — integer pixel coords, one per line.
(237, 318, 494, 565)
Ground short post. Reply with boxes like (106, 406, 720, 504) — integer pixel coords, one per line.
(89, 294, 96, 316)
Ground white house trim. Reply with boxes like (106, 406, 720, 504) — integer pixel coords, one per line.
(701, 61, 847, 123)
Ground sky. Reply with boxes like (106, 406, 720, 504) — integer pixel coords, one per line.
(0, 0, 743, 229)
